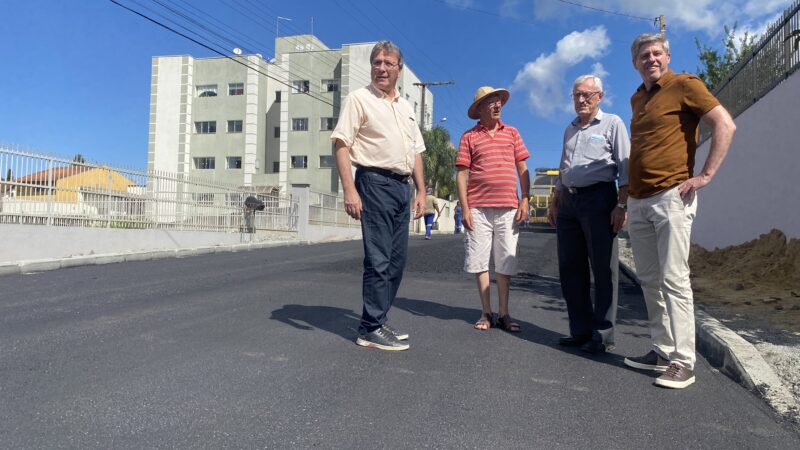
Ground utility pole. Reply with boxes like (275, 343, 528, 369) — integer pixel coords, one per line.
(413, 81, 454, 130)
(656, 15, 666, 35)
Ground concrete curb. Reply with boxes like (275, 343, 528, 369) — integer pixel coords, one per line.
(3, 239, 311, 275)
(619, 262, 799, 421)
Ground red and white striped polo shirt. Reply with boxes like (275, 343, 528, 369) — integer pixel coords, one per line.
(456, 121, 530, 208)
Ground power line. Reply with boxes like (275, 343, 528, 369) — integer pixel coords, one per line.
(109, 0, 336, 107)
(553, 0, 654, 22)
(360, 1, 472, 132)
(126, 0, 366, 106)
(219, 0, 377, 89)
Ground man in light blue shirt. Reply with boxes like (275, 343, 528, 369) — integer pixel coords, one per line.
(548, 74, 630, 354)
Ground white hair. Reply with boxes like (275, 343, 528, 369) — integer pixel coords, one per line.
(573, 75, 603, 92)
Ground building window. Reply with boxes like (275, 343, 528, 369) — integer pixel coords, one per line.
(292, 80, 310, 94)
(292, 118, 308, 131)
(196, 85, 218, 97)
(273, 161, 280, 172)
(227, 120, 243, 133)
(192, 192, 214, 205)
(319, 155, 335, 168)
(320, 117, 337, 131)
(228, 82, 244, 96)
(226, 157, 242, 169)
(275, 91, 282, 102)
(291, 156, 308, 169)
(321, 79, 339, 92)
(194, 157, 215, 169)
(194, 121, 216, 134)
(274, 126, 280, 138)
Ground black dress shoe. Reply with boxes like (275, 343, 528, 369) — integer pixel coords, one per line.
(580, 340, 608, 354)
(558, 335, 590, 347)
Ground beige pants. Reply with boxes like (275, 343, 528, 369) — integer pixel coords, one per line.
(628, 187, 698, 370)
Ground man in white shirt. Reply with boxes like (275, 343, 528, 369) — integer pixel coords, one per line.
(331, 41, 427, 351)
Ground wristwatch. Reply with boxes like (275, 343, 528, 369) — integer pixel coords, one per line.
(616, 203, 627, 210)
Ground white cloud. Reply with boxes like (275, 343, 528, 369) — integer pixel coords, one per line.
(743, 0, 791, 17)
(591, 62, 609, 80)
(512, 26, 610, 117)
(530, 0, 794, 36)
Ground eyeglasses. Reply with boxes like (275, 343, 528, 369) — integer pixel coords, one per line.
(572, 91, 601, 101)
(371, 59, 399, 70)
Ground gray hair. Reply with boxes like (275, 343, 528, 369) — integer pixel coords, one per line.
(370, 40, 404, 69)
(631, 33, 670, 60)
(573, 75, 604, 93)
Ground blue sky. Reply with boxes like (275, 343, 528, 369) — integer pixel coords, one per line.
(0, 0, 792, 172)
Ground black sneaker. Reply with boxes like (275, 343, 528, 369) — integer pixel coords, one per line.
(381, 323, 409, 341)
(356, 327, 410, 351)
(624, 350, 669, 372)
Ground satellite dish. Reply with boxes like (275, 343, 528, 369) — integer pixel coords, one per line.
(233, 47, 242, 55)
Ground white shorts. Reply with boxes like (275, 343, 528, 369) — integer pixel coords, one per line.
(463, 207, 520, 275)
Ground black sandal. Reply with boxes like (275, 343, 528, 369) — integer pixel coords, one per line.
(497, 315, 521, 333)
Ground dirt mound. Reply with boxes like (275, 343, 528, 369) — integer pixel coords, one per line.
(690, 229, 800, 333)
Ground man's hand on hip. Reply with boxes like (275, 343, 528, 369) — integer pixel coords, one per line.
(678, 174, 710, 198)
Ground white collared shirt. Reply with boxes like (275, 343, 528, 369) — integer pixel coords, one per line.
(331, 84, 426, 175)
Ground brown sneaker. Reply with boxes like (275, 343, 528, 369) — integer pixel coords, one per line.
(654, 363, 695, 389)
(623, 350, 669, 372)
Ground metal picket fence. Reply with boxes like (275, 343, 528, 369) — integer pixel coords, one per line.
(308, 190, 360, 229)
(0, 146, 298, 233)
(701, 0, 800, 141)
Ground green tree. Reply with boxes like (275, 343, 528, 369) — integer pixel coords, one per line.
(72, 154, 86, 164)
(421, 125, 456, 199)
(695, 24, 757, 89)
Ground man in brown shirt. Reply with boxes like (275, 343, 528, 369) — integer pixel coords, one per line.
(622, 33, 736, 389)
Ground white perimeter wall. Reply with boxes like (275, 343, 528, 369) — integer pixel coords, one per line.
(0, 225, 264, 263)
(693, 71, 800, 249)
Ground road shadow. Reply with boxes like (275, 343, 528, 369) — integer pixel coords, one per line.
(269, 304, 360, 342)
(393, 296, 627, 368)
(512, 269, 652, 340)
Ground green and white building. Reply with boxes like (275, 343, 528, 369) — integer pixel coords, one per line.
(148, 35, 434, 195)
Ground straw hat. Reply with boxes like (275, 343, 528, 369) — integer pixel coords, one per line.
(467, 86, 510, 119)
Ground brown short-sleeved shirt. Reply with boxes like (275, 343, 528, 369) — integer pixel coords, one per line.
(629, 70, 720, 198)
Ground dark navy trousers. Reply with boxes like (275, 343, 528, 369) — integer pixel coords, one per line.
(556, 182, 618, 344)
(355, 168, 411, 335)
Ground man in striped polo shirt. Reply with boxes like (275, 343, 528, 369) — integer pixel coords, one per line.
(456, 86, 530, 332)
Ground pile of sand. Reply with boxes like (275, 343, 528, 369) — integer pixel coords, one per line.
(690, 229, 800, 333)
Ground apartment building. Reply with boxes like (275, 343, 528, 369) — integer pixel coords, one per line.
(148, 35, 433, 195)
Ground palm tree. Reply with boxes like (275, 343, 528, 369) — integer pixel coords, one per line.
(421, 126, 456, 199)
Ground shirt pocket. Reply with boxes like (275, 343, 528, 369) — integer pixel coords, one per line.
(581, 134, 609, 161)
(401, 116, 419, 151)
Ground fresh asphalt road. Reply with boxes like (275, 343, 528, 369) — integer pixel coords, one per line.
(1, 231, 798, 449)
